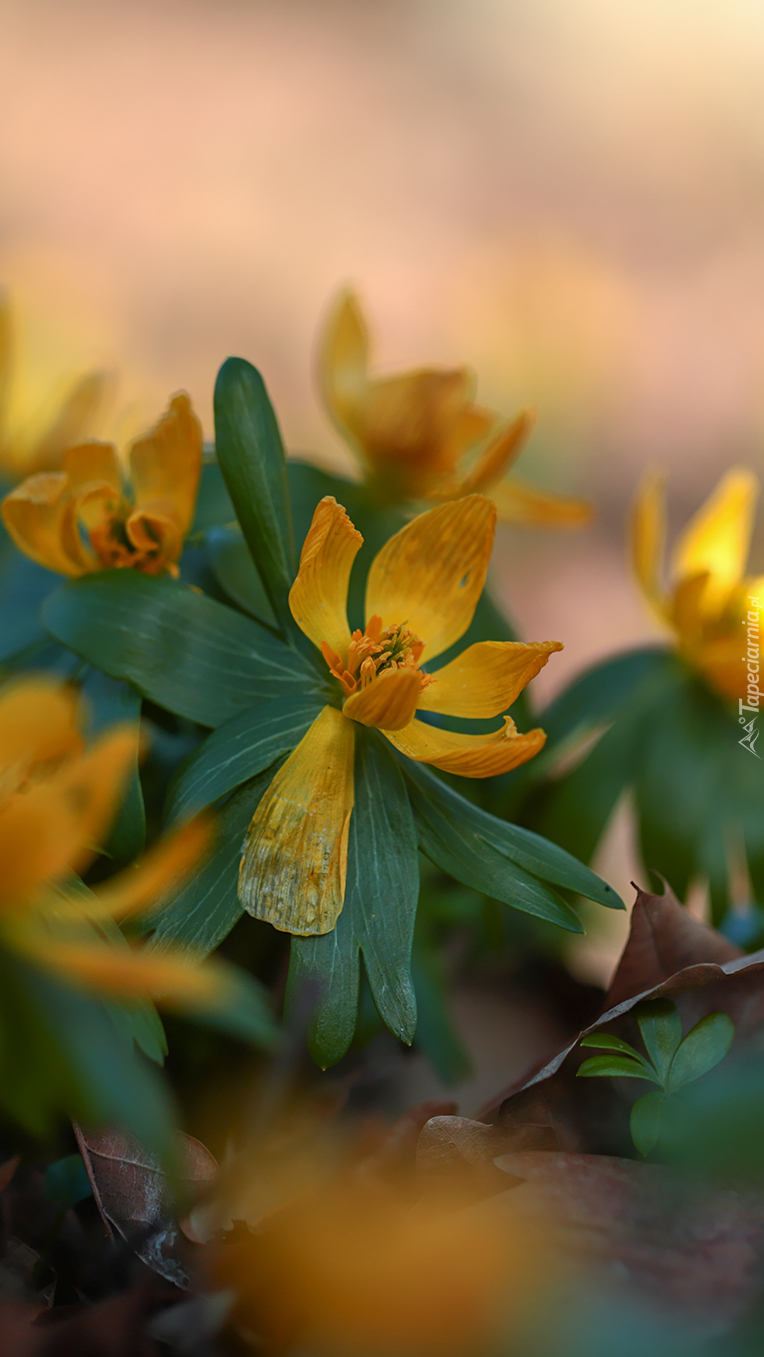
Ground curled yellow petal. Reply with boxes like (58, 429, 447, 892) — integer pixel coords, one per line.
(289, 497, 363, 656)
(129, 392, 203, 541)
(488, 476, 593, 528)
(630, 470, 668, 621)
(319, 289, 369, 438)
(63, 440, 122, 494)
(418, 640, 562, 719)
(672, 468, 758, 614)
(459, 410, 535, 494)
(384, 715, 546, 777)
(365, 495, 496, 662)
(343, 667, 424, 731)
(2, 472, 95, 575)
(239, 706, 355, 935)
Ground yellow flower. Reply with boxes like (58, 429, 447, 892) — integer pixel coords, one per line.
(0, 673, 228, 1011)
(631, 467, 764, 702)
(0, 292, 112, 481)
(239, 494, 562, 935)
(1, 394, 202, 578)
(319, 289, 592, 525)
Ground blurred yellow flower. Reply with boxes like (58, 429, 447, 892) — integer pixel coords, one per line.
(631, 467, 763, 702)
(240, 493, 561, 935)
(0, 292, 112, 481)
(319, 289, 592, 526)
(1, 393, 202, 578)
(0, 673, 227, 1011)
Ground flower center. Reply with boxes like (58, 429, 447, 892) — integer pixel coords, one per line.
(321, 615, 433, 698)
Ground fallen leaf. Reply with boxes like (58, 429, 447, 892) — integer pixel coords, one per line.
(73, 1127, 218, 1288)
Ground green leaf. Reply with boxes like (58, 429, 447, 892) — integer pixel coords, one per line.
(43, 571, 322, 727)
(577, 1055, 659, 1081)
(630, 1090, 666, 1158)
(214, 359, 295, 633)
(205, 524, 278, 629)
(635, 999, 683, 1085)
(0, 553, 58, 662)
(405, 761, 621, 910)
(286, 731, 419, 1067)
(540, 646, 673, 749)
(168, 696, 324, 822)
(147, 773, 273, 957)
(81, 668, 145, 864)
(667, 1011, 734, 1093)
(45, 1154, 92, 1207)
(411, 945, 472, 1086)
(580, 1032, 651, 1063)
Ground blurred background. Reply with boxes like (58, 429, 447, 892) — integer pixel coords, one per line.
(2, 0, 763, 1095)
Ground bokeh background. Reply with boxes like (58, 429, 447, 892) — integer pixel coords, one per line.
(2, 0, 763, 1101)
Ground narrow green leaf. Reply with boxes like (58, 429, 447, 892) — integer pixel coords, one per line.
(214, 359, 295, 633)
(205, 524, 278, 629)
(402, 759, 621, 912)
(81, 668, 145, 864)
(168, 696, 325, 822)
(577, 1055, 658, 1081)
(668, 1012, 735, 1093)
(287, 731, 419, 1067)
(580, 1032, 650, 1063)
(635, 999, 683, 1085)
(147, 773, 274, 957)
(630, 1090, 666, 1158)
(402, 762, 583, 931)
(43, 572, 321, 727)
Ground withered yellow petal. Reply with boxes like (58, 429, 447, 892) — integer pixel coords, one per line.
(343, 667, 423, 731)
(418, 640, 562, 719)
(365, 495, 496, 662)
(672, 468, 758, 613)
(459, 410, 535, 494)
(631, 470, 668, 619)
(33, 371, 113, 472)
(289, 497, 363, 655)
(239, 706, 354, 936)
(384, 715, 546, 777)
(2, 473, 95, 575)
(319, 289, 369, 436)
(90, 815, 213, 921)
(63, 440, 122, 494)
(129, 393, 202, 538)
(488, 475, 593, 527)
(0, 677, 82, 799)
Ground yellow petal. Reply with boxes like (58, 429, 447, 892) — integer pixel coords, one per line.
(365, 495, 496, 662)
(2, 472, 96, 575)
(239, 706, 354, 935)
(488, 476, 593, 527)
(288, 497, 363, 655)
(63, 440, 122, 494)
(362, 369, 474, 480)
(16, 930, 225, 1007)
(32, 371, 113, 472)
(630, 470, 668, 619)
(129, 393, 203, 538)
(90, 815, 213, 921)
(0, 677, 83, 799)
(343, 667, 424, 731)
(672, 468, 758, 614)
(0, 726, 139, 907)
(384, 715, 547, 777)
(418, 640, 563, 719)
(319, 289, 369, 438)
(459, 410, 535, 494)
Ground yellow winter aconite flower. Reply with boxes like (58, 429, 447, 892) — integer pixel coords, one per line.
(1, 393, 202, 578)
(0, 674, 226, 1010)
(319, 290, 592, 525)
(0, 292, 112, 481)
(240, 493, 562, 935)
(632, 467, 764, 702)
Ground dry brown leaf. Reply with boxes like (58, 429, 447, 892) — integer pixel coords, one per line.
(73, 1126, 218, 1288)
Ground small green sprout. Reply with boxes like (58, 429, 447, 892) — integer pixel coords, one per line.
(577, 999, 735, 1157)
